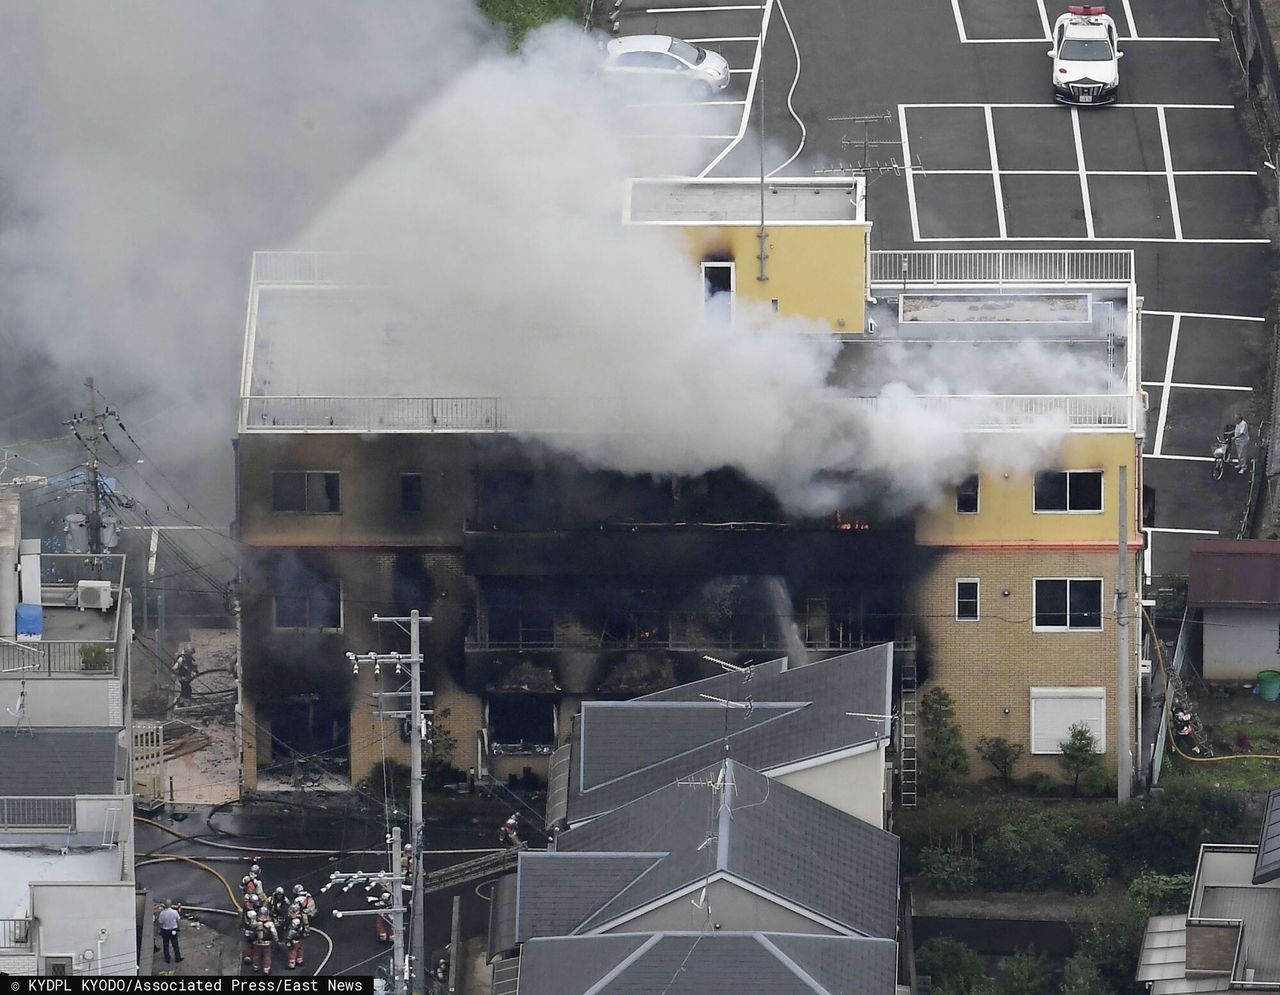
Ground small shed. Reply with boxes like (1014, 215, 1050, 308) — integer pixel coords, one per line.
(1188, 540, 1280, 681)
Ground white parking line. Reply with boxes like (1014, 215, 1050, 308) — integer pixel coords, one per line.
(1152, 314, 1178, 456)
(727, 68, 755, 73)
(904, 102, 1235, 109)
(949, 0, 969, 43)
(622, 100, 747, 107)
(900, 106, 922, 242)
(1143, 310, 1265, 321)
(1143, 454, 1214, 462)
(984, 106, 1007, 239)
(699, 0, 773, 177)
(917, 169, 1258, 176)
(1143, 381, 1254, 391)
(1070, 108, 1094, 239)
(1145, 526, 1220, 534)
(963, 36, 1219, 42)
(1119, 0, 1139, 40)
(644, 4, 763, 11)
(625, 133, 740, 139)
(1156, 106, 1183, 240)
(913, 235, 1270, 243)
(685, 36, 759, 42)
(950, 0, 1216, 43)
(1036, 0, 1051, 41)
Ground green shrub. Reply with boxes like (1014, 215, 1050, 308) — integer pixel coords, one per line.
(1127, 868, 1193, 916)
(1057, 723, 1105, 795)
(976, 736, 1025, 789)
(917, 937, 988, 995)
(995, 950, 1049, 995)
(1057, 954, 1107, 995)
(1072, 893, 1147, 995)
(1110, 780, 1248, 875)
(978, 811, 1072, 891)
(80, 644, 111, 671)
(1063, 848, 1107, 895)
(920, 845, 980, 893)
(1022, 771, 1060, 797)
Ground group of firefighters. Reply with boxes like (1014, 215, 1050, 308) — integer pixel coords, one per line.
(372, 843, 416, 944)
(240, 864, 318, 974)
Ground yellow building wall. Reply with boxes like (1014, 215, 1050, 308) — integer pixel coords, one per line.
(912, 546, 1141, 781)
(680, 225, 868, 331)
(916, 433, 1141, 546)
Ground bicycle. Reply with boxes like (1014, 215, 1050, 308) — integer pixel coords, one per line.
(1211, 432, 1232, 481)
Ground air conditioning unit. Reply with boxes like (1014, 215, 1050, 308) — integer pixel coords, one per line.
(1140, 657, 1152, 677)
(76, 580, 114, 611)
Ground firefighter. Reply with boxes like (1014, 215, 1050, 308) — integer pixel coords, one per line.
(285, 917, 306, 970)
(499, 815, 522, 848)
(241, 864, 265, 901)
(268, 886, 291, 926)
(401, 843, 414, 911)
(292, 883, 318, 923)
(374, 891, 395, 944)
(173, 645, 197, 704)
(241, 898, 261, 965)
(252, 909, 278, 974)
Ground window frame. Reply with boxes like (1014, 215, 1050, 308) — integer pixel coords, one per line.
(955, 474, 980, 515)
(955, 578, 980, 622)
(1032, 469, 1104, 515)
(701, 261, 736, 303)
(273, 578, 343, 632)
(1032, 577, 1104, 632)
(1029, 686, 1106, 754)
(271, 470, 342, 514)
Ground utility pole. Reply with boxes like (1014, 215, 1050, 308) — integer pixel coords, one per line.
(64, 377, 113, 554)
(323, 826, 407, 995)
(1116, 464, 1132, 802)
(348, 610, 432, 995)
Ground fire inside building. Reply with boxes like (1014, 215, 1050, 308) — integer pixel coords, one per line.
(235, 176, 1145, 797)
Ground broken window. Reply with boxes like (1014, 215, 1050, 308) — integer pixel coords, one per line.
(272, 471, 341, 513)
(955, 475, 979, 514)
(488, 694, 556, 746)
(1034, 470, 1102, 513)
(275, 578, 342, 629)
(400, 473, 424, 514)
(702, 261, 734, 300)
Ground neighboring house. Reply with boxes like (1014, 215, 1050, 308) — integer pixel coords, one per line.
(1136, 786, 1280, 991)
(1187, 539, 1280, 681)
(493, 931, 899, 995)
(495, 759, 897, 954)
(546, 644, 894, 829)
(0, 492, 140, 976)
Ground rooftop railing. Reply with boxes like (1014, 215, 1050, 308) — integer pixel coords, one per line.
(0, 641, 117, 677)
(869, 249, 1134, 286)
(0, 919, 31, 949)
(0, 796, 76, 831)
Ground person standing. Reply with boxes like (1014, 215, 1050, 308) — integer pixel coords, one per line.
(252, 909, 278, 974)
(1233, 413, 1251, 474)
(173, 645, 197, 704)
(157, 900, 183, 964)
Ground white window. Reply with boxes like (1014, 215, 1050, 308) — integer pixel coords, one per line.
(1033, 578, 1103, 631)
(1034, 470, 1103, 513)
(955, 475, 979, 515)
(1030, 687, 1106, 754)
(955, 579, 979, 621)
(702, 261, 735, 302)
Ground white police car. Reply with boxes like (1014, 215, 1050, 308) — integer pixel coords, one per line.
(1049, 6, 1122, 105)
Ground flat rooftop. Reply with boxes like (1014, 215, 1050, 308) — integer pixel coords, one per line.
(240, 249, 1137, 434)
(1192, 847, 1280, 983)
(0, 848, 123, 920)
(625, 177, 867, 225)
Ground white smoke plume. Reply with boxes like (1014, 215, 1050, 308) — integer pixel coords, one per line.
(305, 22, 1116, 513)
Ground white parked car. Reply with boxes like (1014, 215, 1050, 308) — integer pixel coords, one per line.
(603, 35, 731, 97)
(1049, 5, 1122, 105)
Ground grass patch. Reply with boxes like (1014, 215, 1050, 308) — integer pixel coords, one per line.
(1165, 752, 1280, 793)
(476, 0, 582, 42)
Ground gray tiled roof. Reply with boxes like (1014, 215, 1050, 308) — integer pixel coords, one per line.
(1253, 786, 1280, 884)
(561, 645, 893, 825)
(535, 761, 898, 939)
(0, 728, 120, 796)
(514, 932, 898, 995)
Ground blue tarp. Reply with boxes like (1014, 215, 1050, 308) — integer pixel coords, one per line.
(15, 602, 42, 638)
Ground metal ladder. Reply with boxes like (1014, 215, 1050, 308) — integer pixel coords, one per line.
(899, 644, 918, 808)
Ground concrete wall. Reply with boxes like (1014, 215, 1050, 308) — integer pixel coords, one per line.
(32, 881, 137, 975)
(1202, 607, 1280, 680)
(775, 748, 886, 828)
(612, 878, 839, 936)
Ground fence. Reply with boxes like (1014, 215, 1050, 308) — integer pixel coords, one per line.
(869, 249, 1133, 286)
(0, 919, 31, 949)
(0, 796, 76, 830)
(0, 641, 116, 676)
(1150, 608, 1190, 787)
(242, 395, 503, 433)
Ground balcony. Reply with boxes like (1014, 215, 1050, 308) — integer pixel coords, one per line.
(0, 640, 116, 676)
(0, 796, 76, 831)
(0, 918, 32, 950)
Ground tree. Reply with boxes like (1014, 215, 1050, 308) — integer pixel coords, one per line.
(916, 937, 987, 995)
(1058, 955, 1107, 995)
(920, 687, 970, 790)
(976, 736, 1024, 789)
(996, 950, 1049, 995)
(1057, 722, 1104, 796)
(424, 706, 460, 790)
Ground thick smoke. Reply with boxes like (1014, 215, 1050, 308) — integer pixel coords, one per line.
(0, 1, 496, 519)
(306, 22, 1114, 513)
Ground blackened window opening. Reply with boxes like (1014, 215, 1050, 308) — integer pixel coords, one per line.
(488, 694, 556, 745)
(401, 473, 424, 514)
(955, 475, 979, 514)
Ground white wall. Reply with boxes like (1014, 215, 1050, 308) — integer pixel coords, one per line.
(1202, 607, 1280, 680)
(32, 881, 137, 976)
(775, 746, 886, 828)
(4, 678, 123, 728)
